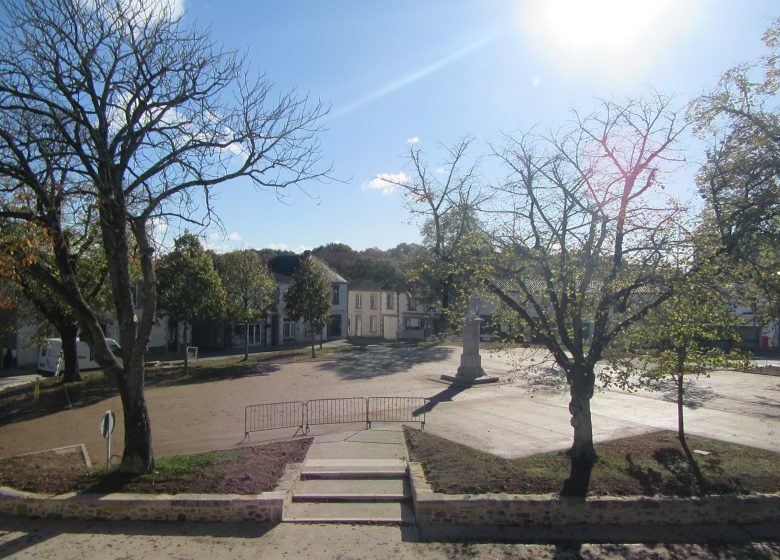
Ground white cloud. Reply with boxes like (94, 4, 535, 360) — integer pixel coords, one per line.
(406, 136, 420, 145)
(531, 76, 542, 87)
(362, 172, 409, 195)
(265, 243, 311, 254)
(227, 231, 242, 241)
(85, 0, 185, 22)
(434, 167, 446, 174)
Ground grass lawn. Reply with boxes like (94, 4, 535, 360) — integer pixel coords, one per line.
(0, 438, 311, 496)
(404, 427, 780, 497)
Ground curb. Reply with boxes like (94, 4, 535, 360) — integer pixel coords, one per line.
(408, 462, 780, 527)
(0, 463, 301, 523)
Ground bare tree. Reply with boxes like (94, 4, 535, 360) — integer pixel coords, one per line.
(485, 93, 692, 496)
(0, 0, 329, 473)
(383, 138, 488, 328)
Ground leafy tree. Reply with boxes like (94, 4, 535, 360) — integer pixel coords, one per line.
(283, 256, 331, 358)
(216, 250, 275, 360)
(485, 93, 693, 496)
(690, 18, 780, 321)
(156, 233, 225, 371)
(608, 272, 748, 494)
(0, 221, 114, 382)
(0, 0, 327, 473)
(383, 138, 488, 330)
(312, 243, 358, 278)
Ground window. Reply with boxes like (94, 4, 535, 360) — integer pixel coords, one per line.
(331, 286, 340, 305)
(386, 293, 394, 310)
(370, 294, 377, 310)
(369, 316, 377, 333)
(404, 317, 421, 329)
(407, 297, 418, 311)
(282, 320, 296, 341)
(355, 293, 362, 309)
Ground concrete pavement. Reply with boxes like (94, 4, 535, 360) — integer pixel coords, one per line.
(0, 343, 777, 464)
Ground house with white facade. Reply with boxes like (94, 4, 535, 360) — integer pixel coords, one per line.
(267, 254, 348, 346)
(347, 283, 438, 341)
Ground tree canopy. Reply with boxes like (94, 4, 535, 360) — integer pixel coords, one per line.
(283, 256, 331, 358)
(216, 249, 275, 359)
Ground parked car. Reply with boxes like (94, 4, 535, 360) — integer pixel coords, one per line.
(37, 338, 122, 375)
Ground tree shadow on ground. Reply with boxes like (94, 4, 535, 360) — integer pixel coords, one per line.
(646, 378, 716, 408)
(515, 365, 568, 392)
(0, 363, 282, 428)
(315, 345, 455, 380)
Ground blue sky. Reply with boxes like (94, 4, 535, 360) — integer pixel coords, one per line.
(171, 0, 777, 253)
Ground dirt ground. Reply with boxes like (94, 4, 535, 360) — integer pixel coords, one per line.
(0, 515, 777, 560)
(0, 438, 311, 495)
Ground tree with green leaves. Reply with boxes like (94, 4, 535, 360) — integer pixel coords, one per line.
(0, 0, 328, 473)
(156, 234, 225, 372)
(216, 250, 276, 360)
(0, 221, 115, 382)
(607, 272, 748, 494)
(690, 18, 780, 321)
(283, 256, 331, 358)
(382, 138, 488, 331)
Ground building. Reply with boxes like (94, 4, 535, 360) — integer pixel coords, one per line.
(347, 283, 438, 341)
(267, 254, 348, 346)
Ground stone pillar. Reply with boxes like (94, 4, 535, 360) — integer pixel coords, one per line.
(455, 317, 484, 382)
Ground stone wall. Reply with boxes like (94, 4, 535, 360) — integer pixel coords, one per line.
(409, 462, 780, 526)
(0, 463, 301, 523)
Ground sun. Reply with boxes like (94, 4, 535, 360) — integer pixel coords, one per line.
(517, 0, 696, 84)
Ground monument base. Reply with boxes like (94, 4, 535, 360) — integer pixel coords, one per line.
(439, 373, 500, 386)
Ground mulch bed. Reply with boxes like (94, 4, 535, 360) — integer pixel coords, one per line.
(0, 438, 311, 496)
(405, 427, 780, 497)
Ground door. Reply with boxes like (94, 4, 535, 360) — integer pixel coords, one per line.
(355, 315, 362, 337)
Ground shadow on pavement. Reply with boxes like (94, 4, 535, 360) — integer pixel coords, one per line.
(315, 345, 455, 380)
(412, 384, 469, 416)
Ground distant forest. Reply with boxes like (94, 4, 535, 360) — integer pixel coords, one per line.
(247, 242, 424, 287)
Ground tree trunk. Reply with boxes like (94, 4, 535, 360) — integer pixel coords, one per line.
(675, 360, 707, 494)
(561, 387, 597, 497)
(59, 323, 81, 383)
(310, 326, 315, 358)
(244, 322, 250, 361)
(183, 322, 189, 375)
(117, 355, 154, 473)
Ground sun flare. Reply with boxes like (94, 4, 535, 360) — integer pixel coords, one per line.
(518, 0, 697, 83)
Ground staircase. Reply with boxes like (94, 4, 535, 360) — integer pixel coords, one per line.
(283, 429, 415, 524)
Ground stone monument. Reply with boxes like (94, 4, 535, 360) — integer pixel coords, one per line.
(441, 316, 498, 386)
(456, 316, 485, 380)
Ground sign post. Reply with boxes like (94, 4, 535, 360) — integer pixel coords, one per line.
(100, 410, 116, 467)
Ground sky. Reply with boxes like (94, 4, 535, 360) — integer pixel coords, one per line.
(163, 0, 777, 253)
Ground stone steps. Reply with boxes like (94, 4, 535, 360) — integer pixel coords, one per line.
(285, 458, 413, 524)
(292, 478, 408, 502)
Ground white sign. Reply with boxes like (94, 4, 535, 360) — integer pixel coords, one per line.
(100, 410, 115, 439)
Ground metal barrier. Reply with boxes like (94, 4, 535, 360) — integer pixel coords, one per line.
(244, 401, 305, 438)
(243, 396, 429, 440)
(307, 397, 369, 430)
(368, 397, 428, 430)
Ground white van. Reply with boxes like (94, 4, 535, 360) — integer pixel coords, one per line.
(37, 338, 122, 375)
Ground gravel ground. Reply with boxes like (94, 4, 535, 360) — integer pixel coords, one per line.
(0, 516, 778, 560)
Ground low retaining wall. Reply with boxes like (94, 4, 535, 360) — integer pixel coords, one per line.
(0, 463, 301, 523)
(408, 463, 780, 527)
